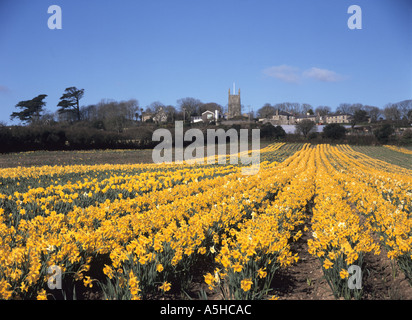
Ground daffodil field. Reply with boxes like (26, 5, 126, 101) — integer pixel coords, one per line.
(0, 143, 411, 300)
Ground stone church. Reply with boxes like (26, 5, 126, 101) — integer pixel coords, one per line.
(228, 86, 241, 119)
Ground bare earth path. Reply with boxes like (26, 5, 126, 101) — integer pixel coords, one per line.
(271, 217, 335, 300)
(272, 203, 412, 300)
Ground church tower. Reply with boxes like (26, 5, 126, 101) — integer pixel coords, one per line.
(228, 84, 241, 119)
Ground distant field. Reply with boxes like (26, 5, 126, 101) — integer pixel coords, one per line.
(0, 141, 276, 168)
(0, 149, 155, 168)
(351, 145, 412, 170)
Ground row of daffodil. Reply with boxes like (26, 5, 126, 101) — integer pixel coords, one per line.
(0, 142, 288, 198)
(0, 162, 160, 180)
(0, 164, 241, 229)
(322, 144, 412, 285)
(101, 143, 312, 299)
(308, 144, 381, 299)
(205, 144, 316, 299)
(0, 141, 289, 190)
(0, 162, 247, 300)
(0, 143, 296, 299)
(336, 144, 411, 176)
(0, 143, 292, 230)
(333, 144, 411, 208)
(383, 145, 412, 155)
(97, 143, 305, 299)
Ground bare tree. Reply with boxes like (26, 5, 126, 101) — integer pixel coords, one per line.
(148, 101, 165, 113)
(363, 105, 381, 123)
(257, 103, 276, 118)
(397, 100, 412, 120)
(336, 103, 352, 114)
(200, 102, 223, 114)
(349, 103, 364, 115)
(177, 97, 203, 120)
(80, 104, 98, 122)
(301, 103, 313, 115)
(315, 106, 331, 116)
(273, 103, 287, 113)
(383, 103, 401, 121)
(122, 99, 139, 122)
(295, 119, 316, 138)
(276, 102, 302, 114)
(281, 102, 297, 114)
(163, 105, 177, 122)
(91, 99, 139, 132)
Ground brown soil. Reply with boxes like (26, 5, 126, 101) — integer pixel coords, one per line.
(271, 219, 335, 300)
(361, 248, 412, 300)
(270, 207, 412, 300)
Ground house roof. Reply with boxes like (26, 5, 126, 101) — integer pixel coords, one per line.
(327, 113, 352, 117)
(297, 114, 316, 119)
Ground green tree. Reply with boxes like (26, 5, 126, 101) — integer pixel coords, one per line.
(57, 87, 85, 121)
(323, 123, 346, 140)
(400, 129, 412, 145)
(373, 124, 394, 144)
(351, 109, 368, 128)
(10, 94, 47, 124)
(383, 103, 401, 122)
(261, 123, 286, 140)
(273, 125, 286, 139)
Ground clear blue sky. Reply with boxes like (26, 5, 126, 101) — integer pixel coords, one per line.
(0, 0, 411, 124)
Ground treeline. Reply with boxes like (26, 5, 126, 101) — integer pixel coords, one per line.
(2, 119, 410, 154)
(0, 122, 287, 153)
(8, 86, 226, 131)
(3, 86, 411, 153)
(2, 86, 231, 152)
(0, 124, 150, 153)
(294, 123, 412, 145)
(256, 100, 412, 125)
(8, 86, 412, 128)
